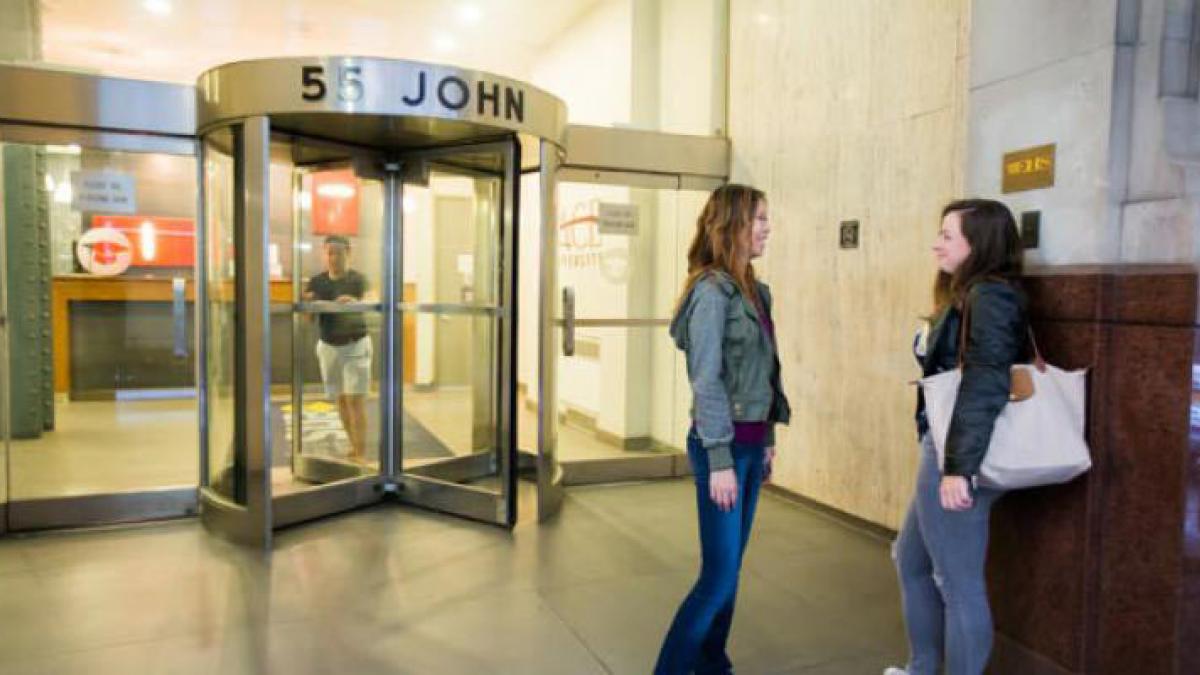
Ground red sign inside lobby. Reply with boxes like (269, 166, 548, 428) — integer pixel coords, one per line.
(89, 215, 195, 268)
(311, 169, 360, 236)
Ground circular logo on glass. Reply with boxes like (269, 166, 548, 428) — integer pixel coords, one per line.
(77, 227, 133, 276)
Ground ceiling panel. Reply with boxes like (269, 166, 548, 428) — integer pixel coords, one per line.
(38, 0, 606, 84)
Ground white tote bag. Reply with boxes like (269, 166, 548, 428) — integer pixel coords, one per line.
(921, 362, 1092, 490)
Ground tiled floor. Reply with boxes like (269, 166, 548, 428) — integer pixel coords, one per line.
(7, 389, 675, 500)
(0, 480, 907, 674)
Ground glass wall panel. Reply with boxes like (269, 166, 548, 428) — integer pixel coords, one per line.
(203, 127, 238, 501)
(550, 181, 710, 468)
(0, 138, 199, 500)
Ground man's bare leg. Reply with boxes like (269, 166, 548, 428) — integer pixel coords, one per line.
(348, 394, 368, 462)
(337, 395, 359, 460)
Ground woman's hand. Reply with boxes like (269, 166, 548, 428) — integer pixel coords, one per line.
(709, 468, 738, 512)
(763, 446, 776, 483)
(940, 475, 973, 511)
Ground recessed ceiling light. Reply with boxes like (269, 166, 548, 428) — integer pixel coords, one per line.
(144, 0, 171, 16)
(433, 33, 457, 53)
(458, 4, 483, 24)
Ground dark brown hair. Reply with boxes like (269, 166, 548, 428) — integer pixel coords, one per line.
(932, 198, 1023, 313)
(677, 184, 766, 309)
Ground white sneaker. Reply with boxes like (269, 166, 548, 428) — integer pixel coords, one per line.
(883, 669, 909, 675)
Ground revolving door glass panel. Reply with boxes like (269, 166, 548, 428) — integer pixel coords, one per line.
(287, 157, 388, 492)
(397, 143, 517, 527)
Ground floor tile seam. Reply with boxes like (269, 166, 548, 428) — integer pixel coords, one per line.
(557, 496, 693, 568)
(534, 587, 617, 675)
(766, 653, 871, 675)
(738, 563, 848, 612)
(534, 567, 697, 597)
(0, 630, 199, 668)
(0, 614, 321, 672)
(741, 561, 905, 617)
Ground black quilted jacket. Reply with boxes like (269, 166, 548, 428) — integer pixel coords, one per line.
(916, 281, 1029, 478)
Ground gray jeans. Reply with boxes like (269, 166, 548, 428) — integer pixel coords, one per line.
(893, 434, 1003, 675)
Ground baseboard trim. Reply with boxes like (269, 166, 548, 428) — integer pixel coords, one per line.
(762, 484, 896, 542)
(990, 631, 1076, 675)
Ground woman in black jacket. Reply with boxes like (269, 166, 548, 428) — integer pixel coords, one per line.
(886, 199, 1028, 675)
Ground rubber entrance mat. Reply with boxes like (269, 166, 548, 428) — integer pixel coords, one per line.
(269, 399, 453, 467)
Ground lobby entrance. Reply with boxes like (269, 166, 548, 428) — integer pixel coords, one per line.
(195, 57, 566, 546)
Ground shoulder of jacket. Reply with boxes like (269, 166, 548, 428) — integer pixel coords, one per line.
(969, 280, 1019, 301)
(697, 271, 738, 298)
(966, 281, 1024, 318)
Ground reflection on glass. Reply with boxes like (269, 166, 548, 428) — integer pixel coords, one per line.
(2, 140, 199, 501)
(282, 164, 385, 491)
(204, 128, 239, 501)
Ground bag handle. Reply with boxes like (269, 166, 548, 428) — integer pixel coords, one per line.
(957, 290, 1047, 372)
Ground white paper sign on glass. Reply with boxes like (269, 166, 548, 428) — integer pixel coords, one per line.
(70, 171, 137, 214)
(597, 202, 638, 236)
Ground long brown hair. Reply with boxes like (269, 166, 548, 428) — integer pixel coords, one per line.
(677, 184, 766, 309)
(932, 198, 1023, 313)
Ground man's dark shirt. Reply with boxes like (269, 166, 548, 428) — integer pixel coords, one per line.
(306, 270, 367, 345)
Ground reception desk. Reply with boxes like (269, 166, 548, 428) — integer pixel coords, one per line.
(51, 276, 416, 399)
(51, 275, 292, 398)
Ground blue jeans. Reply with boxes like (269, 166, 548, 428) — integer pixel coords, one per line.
(894, 434, 1003, 675)
(655, 432, 765, 675)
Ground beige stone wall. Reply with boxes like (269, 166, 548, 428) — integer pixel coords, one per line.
(729, 0, 971, 529)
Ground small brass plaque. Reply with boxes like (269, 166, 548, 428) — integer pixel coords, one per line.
(1002, 143, 1055, 193)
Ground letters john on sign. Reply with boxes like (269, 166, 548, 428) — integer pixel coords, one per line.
(1002, 143, 1055, 193)
(300, 65, 525, 123)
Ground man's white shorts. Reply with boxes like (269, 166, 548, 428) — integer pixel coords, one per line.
(316, 336, 372, 398)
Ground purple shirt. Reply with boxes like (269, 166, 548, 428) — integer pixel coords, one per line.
(733, 307, 775, 445)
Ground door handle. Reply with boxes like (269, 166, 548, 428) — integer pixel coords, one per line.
(561, 287, 575, 357)
(172, 277, 187, 357)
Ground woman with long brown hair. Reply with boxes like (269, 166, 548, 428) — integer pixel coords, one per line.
(886, 199, 1028, 675)
(655, 184, 791, 674)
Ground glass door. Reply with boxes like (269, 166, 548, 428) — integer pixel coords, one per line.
(285, 157, 388, 487)
(394, 140, 519, 527)
(553, 178, 712, 484)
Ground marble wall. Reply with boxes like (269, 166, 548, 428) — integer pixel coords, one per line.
(966, 0, 1199, 266)
(728, 0, 970, 528)
(966, 0, 1119, 265)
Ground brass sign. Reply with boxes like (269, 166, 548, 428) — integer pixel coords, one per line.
(1002, 143, 1055, 193)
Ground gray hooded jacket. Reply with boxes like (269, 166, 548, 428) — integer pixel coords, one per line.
(669, 271, 791, 471)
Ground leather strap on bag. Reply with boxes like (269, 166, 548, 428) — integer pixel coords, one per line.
(957, 292, 1046, 403)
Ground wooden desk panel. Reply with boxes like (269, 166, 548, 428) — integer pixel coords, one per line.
(51, 276, 294, 394)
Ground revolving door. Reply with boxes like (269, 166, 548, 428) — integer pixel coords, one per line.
(196, 57, 566, 546)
